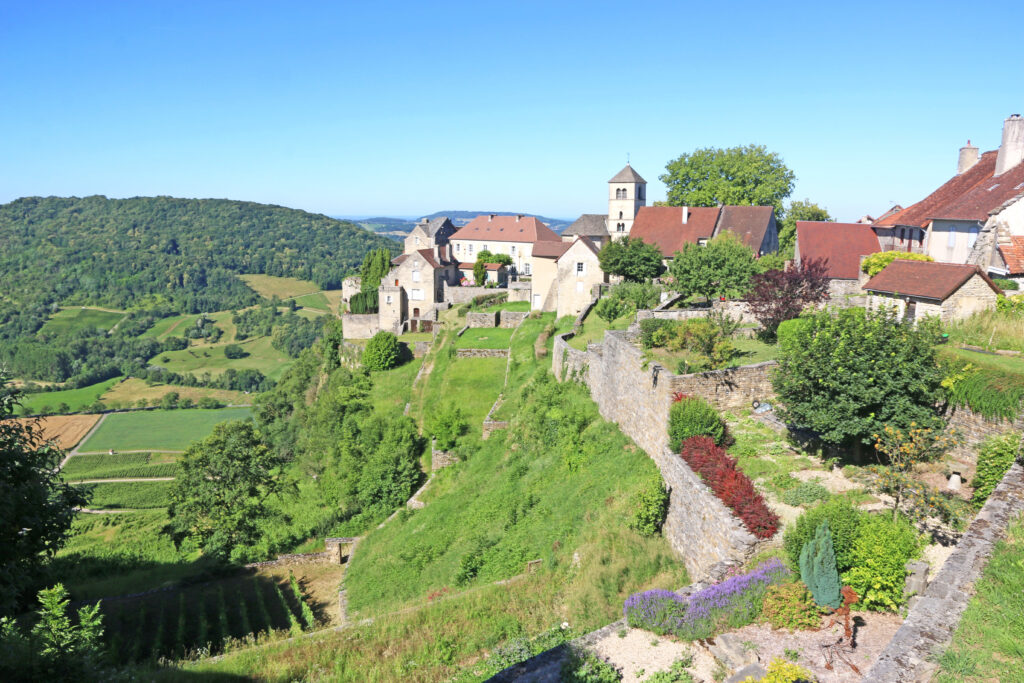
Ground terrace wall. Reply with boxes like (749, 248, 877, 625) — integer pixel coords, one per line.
(341, 313, 379, 339)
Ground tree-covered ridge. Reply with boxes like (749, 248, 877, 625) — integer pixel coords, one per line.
(0, 195, 398, 313)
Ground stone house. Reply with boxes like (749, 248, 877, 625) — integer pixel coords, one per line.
(629, 204, 778, 261)
(862, 260, 1000, 322)
(530, 237, 605, 315)
(404, 217, 457, 254)
(449, 214, 561, 277)
(795, 221, 881, 301)
(456, 261, 509, 286)
(380, 247, 459, 331)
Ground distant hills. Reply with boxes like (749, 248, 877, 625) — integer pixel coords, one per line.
(345, 211, 575, 236)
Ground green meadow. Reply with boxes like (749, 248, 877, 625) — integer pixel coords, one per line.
(77, 407, 252, 452)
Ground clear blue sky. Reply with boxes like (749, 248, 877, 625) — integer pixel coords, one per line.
(2, 1, 1022, 222)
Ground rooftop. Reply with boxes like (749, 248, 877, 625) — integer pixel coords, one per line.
(863, 260, 999, 300)
(452, 214, 560, 244)
(796, 221, 881, 279)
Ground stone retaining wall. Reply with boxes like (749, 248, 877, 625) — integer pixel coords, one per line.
(499, 311, 530, 328)
(865, 462, 1024, 682)
(456, 348, 510, 358)
(467, 311, 499, 327)
(341, 313, 379, 339)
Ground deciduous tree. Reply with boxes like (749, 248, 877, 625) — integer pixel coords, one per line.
(668, 232, 756, 301)
(659, 144, 795, 214)
(597, 237, 664, 282)
(778, 199, 832, 254)
(747, 257, 830, 338)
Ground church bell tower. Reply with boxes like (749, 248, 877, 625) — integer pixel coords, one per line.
(607, 164, 646, 239)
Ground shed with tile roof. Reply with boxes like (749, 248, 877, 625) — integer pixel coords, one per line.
(862, 260, 1000, 322)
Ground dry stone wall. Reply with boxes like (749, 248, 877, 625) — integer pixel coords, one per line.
(456, 348, 509, 358)
(467, 311, 499, 327)
(499, 311, 530, 328)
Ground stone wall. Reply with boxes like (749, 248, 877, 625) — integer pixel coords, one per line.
(635, 308, 710, 322)
(341, 313, 379, 339)
(444, 283, 506, 304)
(456, 348, 509, 358)
(508, 283, 532, 302)
(865, 462, 1024, 682)
(499, 311, 530, 328)
(466, 311, 499, 327)
(711, 300, 758, 324)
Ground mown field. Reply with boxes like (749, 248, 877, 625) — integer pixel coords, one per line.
(100, 378, 248, 407)
(74, 480, 174, 509)
(16, 376, 123, 413)
(77, 407, 252, 452)
(15, 413, 101, 449)
(39, 306, 126, 334)
(453, 327, 516, 349)
(63, 452, 180, 480)
(240, 274, 320, 300)
(152, 335, 293, 380)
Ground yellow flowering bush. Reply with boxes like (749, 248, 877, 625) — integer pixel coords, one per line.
(742, 657, 816, 682)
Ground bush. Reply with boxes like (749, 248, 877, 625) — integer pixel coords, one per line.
(997, 293, 1024, 314)
(628, 475, 669, 536)
(671, 559, 790, 640)
(841, 513, 922, 611)
(994, 278, 1019, 291)
(972, 432, 1020, 508)
(223, 344, 246, 359)
(679, 436, 779, 538)
(760, 581, 822, 631)
(639, 318, 676, 349)
(623, 589, 687, 635)
(196, 396, 224, 409)
(362, 331, 400, 370)
(430, 404, 468, 451)
(774, 316, 812, 352)
(594, 296, 628, 323)
(861, 250, 934, 277)
(781, 481, 831, 507)
(799, 521, 841, 609)
(668, 396, 725, 450)
(783, 497, 862, 572)
(561, 649, 622, 682)
(350, 290, 379, 314)
(741, 658, 815, 683)
(608, 280, 662, 310)
(645, 658, 695, 683)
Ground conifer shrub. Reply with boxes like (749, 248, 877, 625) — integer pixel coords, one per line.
(841, 512, 922, 611)
(783, 497, 862, 572)
(799, 521, 841, 609)
(759, 581, 822, 631)
(781, 481, 831, 507)
(668, 396, 725, 450)
(362, 331, 400, 370)
(349, 290, 379, 314)
(972, 432, 1020, 508)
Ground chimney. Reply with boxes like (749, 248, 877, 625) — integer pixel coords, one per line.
(995, 114, 1024, 176)
(489, 214, 495, 221)
(958, 139, 979, 174)
(682, 206, 688, 224)
(516, 214, 522, 222)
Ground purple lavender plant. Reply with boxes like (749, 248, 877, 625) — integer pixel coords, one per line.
(622, 588, 687, 635)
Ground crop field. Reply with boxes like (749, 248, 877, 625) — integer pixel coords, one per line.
(74, 480, 174, 509)
(292, 291, 331, 312)
(77, 407, 252, 452)
(150, 335, 292, 380)
(40, 307, 126, 334)
(99, 572, 318, 663)
(16, 376, 123, 414)
(239, 274, 320, 300)
(15, 413, 101, 449)
(63, 452, 180, 480)
(140, 314, 195, 340)
(100, 378, 247, 407)
(454, 327, 516, 349)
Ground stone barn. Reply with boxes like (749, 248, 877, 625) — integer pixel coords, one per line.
(862, 260, 1001, 322)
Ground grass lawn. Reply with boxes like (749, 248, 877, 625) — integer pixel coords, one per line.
(399, 332, 433, 343)
(17, 376, 123, 414)
(77, 407, 252, 452)
(367, 358, 423, 415)
(936, 513, 1024, 683)
(944, 309, 1024, 352)
(938, 346, 1024, 419)
(40, 307, 126, 335)
(470, 300, 531, 313)
(62, 452, 180, 480)
(569, 310, 632, 351)
(74, 480, 173, 509)
(140, 313, 195, 340)
(150, 335, 293, 381)
(100, 378, 248, 407)
(646, 335, 778, 374)
(292, 291, 331, 312)
(454, 327, 515, 349)
(239, 274, 320, 300)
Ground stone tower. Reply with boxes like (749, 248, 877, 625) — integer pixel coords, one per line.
(607, 164, 646, 239)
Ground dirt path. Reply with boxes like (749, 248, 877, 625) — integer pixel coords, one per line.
(74, 449, 185, 455)
(62, 413, 107, 466)
(69, 477, 176, 484)
(75, 508, 132, 514)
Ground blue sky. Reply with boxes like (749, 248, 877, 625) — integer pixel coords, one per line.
(2, 1, 1022, 221)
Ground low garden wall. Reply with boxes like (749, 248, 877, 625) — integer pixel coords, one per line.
(945, 404, 1024, 461)
(466, 311, 499, 327)
(499, 311, 530, 328)
(456, 348, 509, 358)
(444, 283, 531, 304)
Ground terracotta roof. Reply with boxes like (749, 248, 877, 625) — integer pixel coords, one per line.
(555, 236, 601, 262)
(415, 248, 447, 269)
(608, 164, 646, 184)
(717, 205, 775, 251)
(795, 221, 881, 279)
(631, 206, 721, 257)
(876, 151, 1024, 227)
(533, 241, 573, 258)
(457, 262, 505, 271)
(563, 214, 608, 237)
(452, 214, 560, 243)
(999, 236, 1024, 275)
(863, 260, 1000, 300)
(391, 254, 408, 265)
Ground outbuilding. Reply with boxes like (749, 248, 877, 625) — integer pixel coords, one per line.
(862, 260, 1001, 322)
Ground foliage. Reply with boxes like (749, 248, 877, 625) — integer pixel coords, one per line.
(972, 432, 1020, 508)
(747, 258, 830, 338)
(644, 657, 695, 683)
(759, 581, 822, 631)
(668, 232, 757, 301)
(940, 349, 1024, 419)
(778, 198, 832, 254)
(863, 466, 966, 528)
(349, 290, 379, 314)
(430, 403, 468, 451)
(842, 512, 922, 611)
(223, 342, 248, 359)
(783, 497, 863, 573)
(623, 589, 687, 635)
(473, 259, 487, 286)
(629, 475, 669, 537)
(781, 481, 831, 507)
(607, 281, 662, 311)
(669, 396, 726, 450)
(476, 250, 514, 267)
(993, 277, 1019, 291)
(0, 584, 109, 680)
(659, 145, 795, 215)
(741, 657, 815, 683)
(74, 481, 173, 510)
(679, 436, 780, 538)
(594, 296, 628, 324)
(996, 292, 1024, 314)
(648, 318, 738, 370)
(0, 377, 88, 617)
(772, 306, 945, 446)
(359, 247, 394, 293)
(561, 649, 622, 682)
(165, 421, 287, 561)
(362, 331, 401, 370)
(799, 521, 841, 608)
(860, 250, 934, 277)
(870, 423, 957, 522)
(639, 318, 676, 349)
(598, 236, 664, 282)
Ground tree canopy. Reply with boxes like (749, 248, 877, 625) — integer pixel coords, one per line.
(667, 232, 756, 301)
(659, 144, 796, 214)
(360, 248, 394, 293)
(778, 199, 833, 254)
(747, 258, 830, 338)
(598, 237, 664, 282)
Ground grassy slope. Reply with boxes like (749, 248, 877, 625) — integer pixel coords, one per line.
(100, 378, 247, 406)
(569, 310, 632, 351)
(78, 407, 252, 452)
(152, 335, 293, 380)
(239, 274, 321, 299)
(17, 376, 123, 413)
(62, 452, 180, 480)
(40, 307, 126, 334)
(453, 327, 516, 349)
(74, 480, 173, 509)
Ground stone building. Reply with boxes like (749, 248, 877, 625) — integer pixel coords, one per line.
(449, 214, 560, 277)
(404, 216, 457, 254)
(862, 260, 1000, 322)
(381, 247, 459, 331)
(530, 237, 605, 315)
(629, 204, 778, 261)
(794, 221, 881, 301)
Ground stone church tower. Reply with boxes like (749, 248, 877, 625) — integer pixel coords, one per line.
(607, 164, 647, 239)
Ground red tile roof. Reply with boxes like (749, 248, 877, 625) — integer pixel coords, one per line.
(457, 262, 505, 271)
(453, 215, 560, 244)
(863, 261, 1000, 300)
(876, 151, 1024, 227)
(717, 205, 775, 251)
(796, 221, 881, 279)
(1000, 236, 1024, 275)
(631, 206, 721, 257)
(533, 241, 573, 258)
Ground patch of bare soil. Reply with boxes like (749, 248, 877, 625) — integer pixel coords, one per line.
(256, 563, 346, 627)
(17, 413, 102, 450)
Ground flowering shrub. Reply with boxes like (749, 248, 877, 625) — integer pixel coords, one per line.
(623, 589, 687, 635)
(679, 436, 779, 538)
(742, 657, 815, 683)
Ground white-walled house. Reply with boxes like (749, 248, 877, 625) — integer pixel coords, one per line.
(448, 214, 561, 277)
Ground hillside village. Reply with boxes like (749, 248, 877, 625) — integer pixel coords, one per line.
(3, 113, 1024, 683)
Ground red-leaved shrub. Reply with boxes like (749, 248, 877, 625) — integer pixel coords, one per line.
(679, 436, 779, 538)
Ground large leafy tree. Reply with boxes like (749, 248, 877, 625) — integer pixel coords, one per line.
(668, 232, 756, 301)
(598, 237, 664, 282)
(747, 258, 830, 338)
(772, 307, 945, 448)
(165, 420, 287, 561)
(659, 144, 796, 214)
(0, 376, 87, 617)
(779, 199, 832, 254)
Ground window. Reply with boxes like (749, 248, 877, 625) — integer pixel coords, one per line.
(483, 244, 488, 252)
(523, 263, 531, 275)
(412, 269, 421, 282)
(468, 244, 474, 255)
(576, 262, 585, 275)
(638, 186, 645, 201)
(616, 223, 625, 232)
(386, 295, 392, 305)
(511, 245, 516, 255)
(455, 243, 461, 252)
(968, 226, 980, 248)
(697, 238, 708, 247)
(899, 228, 906, 244)
(415, 236, 421, 246)
(410, 288, 424, 301)
(947, 228, 956, 248)
(618, 211, 623, 219)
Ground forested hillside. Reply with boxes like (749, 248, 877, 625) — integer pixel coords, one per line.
(0, 195, 397, 313)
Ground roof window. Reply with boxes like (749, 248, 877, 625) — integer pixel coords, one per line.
(988, 183, 1000, 191)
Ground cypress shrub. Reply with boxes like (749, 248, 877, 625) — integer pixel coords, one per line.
(668, 396, 725, 450)
(350, 290, 379, 314)
(799, 521, 841, 609)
